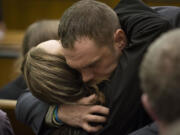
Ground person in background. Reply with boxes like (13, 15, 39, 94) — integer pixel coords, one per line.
(138, 29, 180, 135)
(0, 20, 59, 99)
(129, 5, 180, 135)
(0, 109, 15, 135)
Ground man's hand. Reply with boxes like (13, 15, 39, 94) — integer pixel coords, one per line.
(58, 94, 109, 132)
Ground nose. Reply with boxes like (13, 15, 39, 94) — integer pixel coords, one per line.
(81, 69, 94, 83)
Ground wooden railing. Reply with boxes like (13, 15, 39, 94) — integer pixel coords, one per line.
(0, 99, 17, 109)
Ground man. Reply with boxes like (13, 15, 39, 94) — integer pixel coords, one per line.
(15, 0, 171, 135)
(134, 29, 180, 135)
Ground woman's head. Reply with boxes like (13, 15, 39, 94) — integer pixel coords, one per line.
(22, 40, 98, 104)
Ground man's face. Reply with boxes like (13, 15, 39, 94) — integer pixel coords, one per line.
(62, 38, 119, 84)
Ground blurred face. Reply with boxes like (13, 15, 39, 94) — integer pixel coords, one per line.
(62, 38, 120, 84)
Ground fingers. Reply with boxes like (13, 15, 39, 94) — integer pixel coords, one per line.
(89, 105, 109, 115)
(85, 114, 107, 123)
(82, 123, 103, 132)
(77, 94, 97, 105)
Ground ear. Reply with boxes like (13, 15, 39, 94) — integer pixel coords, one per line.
(141, 93, 159, 122)
(114, 29, 127, 50)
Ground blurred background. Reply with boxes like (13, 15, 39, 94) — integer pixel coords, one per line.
(0, 0, 180, 88)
